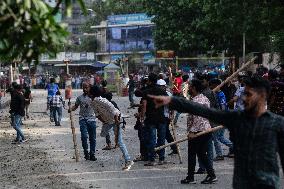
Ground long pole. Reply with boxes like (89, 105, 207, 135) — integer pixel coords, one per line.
(68, 99, 79, 162)
(155, 126, 224, 151)
(212, 56, 257, 92)
(169, 112, 182, 164)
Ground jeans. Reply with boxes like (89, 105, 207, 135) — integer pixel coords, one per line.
(25, 104, 30, 118)
(213, 128, 233, 156)
(105, 134, 111, 145)
(198, 136, 213, 171)
(47, 97, 53, 121)
(112, 124, 131, 162)
(11, 114, 25, 141)
(138, 127, 147, 159)
(144, 123, 167, 161)
(187, 134, 215, 179)
(51, 107, 62, 125)
(79, 119, 96, 155)
(129, 90, 134, 105)
(75, 82, 80, 89)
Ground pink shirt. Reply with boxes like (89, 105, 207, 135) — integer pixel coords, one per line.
(187, 94, 211, 132)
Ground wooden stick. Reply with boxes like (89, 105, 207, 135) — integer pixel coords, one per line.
(169, 114, 183, 164)
(212, 56, 257, 92)
(68, 99, 79, 162)
(155, 126, 224, 151)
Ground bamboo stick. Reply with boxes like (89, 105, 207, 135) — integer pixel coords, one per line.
(169, 112, 182, 164)
(155, 126, 224, 151)
(212, 56, 257, 92)
(68, 99, 79, 162)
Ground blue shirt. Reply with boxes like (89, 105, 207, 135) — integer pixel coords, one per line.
(216, 91, 227, 110)
(46, 83, 59, 97)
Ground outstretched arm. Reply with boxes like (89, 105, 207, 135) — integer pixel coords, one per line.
(170, 96, 236, 126)
(149, 95, 237, 127)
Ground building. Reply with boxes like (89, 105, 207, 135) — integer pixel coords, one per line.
(38, 52, 96, 75)
(45, 0, 94, 45)
(91, 13, 156, 72)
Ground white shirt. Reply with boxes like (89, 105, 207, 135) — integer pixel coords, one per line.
(91, 96, 120, 125)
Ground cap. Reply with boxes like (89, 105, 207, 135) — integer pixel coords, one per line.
(157, 79, 167, 86)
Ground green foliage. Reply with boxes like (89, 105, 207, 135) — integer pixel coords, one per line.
(0, 0, 86, 65)
(143, 0, 284, 58)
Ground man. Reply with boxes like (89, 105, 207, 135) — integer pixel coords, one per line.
(172, 72, 183, 127)
(10, 84, 27, 144)
(196, 73, 218, 174)
(181, 79, 217, 184)
(88, 85, 134, 171)
(150, 76, 284, 189)
(23, 83, 32, 119)
(229, 75, 245, 110)
(127, 74, 135, 107)
(141, 73, 168, 166)
(209, 78, 234, 160)
(50, 90, 65, 126)
(157, 79, 178, 156)
(45, 78, 59, 121)
(70, 82, 97, 161)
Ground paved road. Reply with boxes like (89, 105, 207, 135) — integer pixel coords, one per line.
(0, 89, 283, 189)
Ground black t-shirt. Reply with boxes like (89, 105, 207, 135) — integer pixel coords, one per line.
(10, 91, 25, 116)
(128, 80, 135, 91)
(142, 85, 168, 125)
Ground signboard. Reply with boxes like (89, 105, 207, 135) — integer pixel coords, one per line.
(111, 54, 124, 61)
(80, 52, 87, 60)
(107, 13, 153, 26)
(143, 53, 155, 64)
(65, 52, 72, 59)
(156, 50, 175, 58)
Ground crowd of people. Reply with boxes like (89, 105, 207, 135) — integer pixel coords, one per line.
(4, 63, 284, 188)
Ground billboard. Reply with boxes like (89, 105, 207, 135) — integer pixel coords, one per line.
(107, 13, 153, 26)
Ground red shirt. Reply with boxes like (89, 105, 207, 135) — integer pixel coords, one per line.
(172, 76, 182, 95)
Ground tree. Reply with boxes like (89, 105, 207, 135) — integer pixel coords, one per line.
(142, 0, 284, 60)
(0, 0, 86, 65)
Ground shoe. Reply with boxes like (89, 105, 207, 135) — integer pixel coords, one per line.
(133, 156, 148, 162)
(181, 177, 196, 184)
(122, 161, 134, 171)
(158, 160, 167, 165)
(201, 175, 217, 184)
(144, 161, 156, 166)
(214, 156, 224, 161)
(102, 146, 112, 150)
(21, 139, 29, 143)
(168, 151, 178, 156)
(11, 139, 19, 144)
(89, 155, 97, 161)
(195, 168, 206, 174)
(84, 151, 90, 160)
